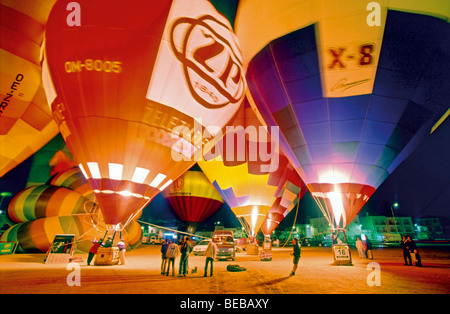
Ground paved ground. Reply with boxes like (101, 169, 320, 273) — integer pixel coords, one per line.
(0, 245, 449, 295)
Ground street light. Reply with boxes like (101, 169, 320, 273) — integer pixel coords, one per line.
(0, 191, 12, 211)
(391, 202, 399, 234)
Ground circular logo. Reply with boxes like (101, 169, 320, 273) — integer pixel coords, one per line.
(170, 15, 246, 109)
(172, 175, 185, 192)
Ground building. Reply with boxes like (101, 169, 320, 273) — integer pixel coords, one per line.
(414, 218, 444, 239)
(308, 214, 417, 245)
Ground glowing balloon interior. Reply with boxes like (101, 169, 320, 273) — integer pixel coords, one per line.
(42, 0, 245, 225)
(235, 0, 450, 228)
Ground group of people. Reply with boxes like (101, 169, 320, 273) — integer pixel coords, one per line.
(160, 236, 218, 277)
(355, 237, 373, 259)
(401, 235, 422, 267)
(87, 236, 127, 266)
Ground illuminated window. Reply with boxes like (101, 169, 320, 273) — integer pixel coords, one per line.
(150, 173, 167, 188)
(87, 162, 101, 179)
(159, 179, 173, 191)
(79, 164, 89, 179)
(108, 163, 123, 180)
(132, 167, 150, 184)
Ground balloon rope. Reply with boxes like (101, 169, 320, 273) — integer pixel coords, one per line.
(281, 193, 301, 248)
(137, 220, 209, 239)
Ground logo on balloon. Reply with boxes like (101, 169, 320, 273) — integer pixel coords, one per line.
(172, 175, 185, 192)
(170, 15, 245, 109)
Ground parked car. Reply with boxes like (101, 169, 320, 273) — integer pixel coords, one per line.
(149, 235, 164, 244)
(301, 237, 323, 247)
(212, 230, 235, 261)
(192, 239, 211, 256)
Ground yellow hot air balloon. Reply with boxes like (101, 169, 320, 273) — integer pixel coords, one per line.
(199, 101, 294, 236)
(0, 0, 58, 177)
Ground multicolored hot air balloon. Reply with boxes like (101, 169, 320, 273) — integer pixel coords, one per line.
(162, 164, 223, 234)
(41, 0, 246, 227)
(261, 162, 306, 237)
(199, 101, 296, 236)
(233, 0, 450, 228)
(1, 166, 141, 253)
(0, 0, 58, 177)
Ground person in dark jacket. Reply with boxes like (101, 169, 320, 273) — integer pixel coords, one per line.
(160, 239, 169, 274)
(179, 236, 193, 276)
(290, 238, 301, 276)
(401, 236, 412, 266)
(407, 236, 422, 267)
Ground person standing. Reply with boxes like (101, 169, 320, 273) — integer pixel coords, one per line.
(356, 237, 365, 259)
(365, 238, 373, 260)
(165, 240, 179, 276)
(290, 238, 301, 276)
(407, 236, 422, 267)
(179, 236, 193, 277)
(401, 236, 412, 266)
(117, 238, 126, 265)
(204, 241, 217, 277)
(160, 239, 169, 275)
(87, 239, 101, 265)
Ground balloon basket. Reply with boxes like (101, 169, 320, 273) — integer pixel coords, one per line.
(246, 244, 259, 255)
(94, 247, 120, 266)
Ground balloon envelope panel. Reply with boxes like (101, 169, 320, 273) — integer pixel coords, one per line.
(0, 0, 58, 177)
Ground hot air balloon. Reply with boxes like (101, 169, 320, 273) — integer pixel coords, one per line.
(41, 0, 246, 228)
(0, 0, 59, 177)
(162, 164, 224, 234)
(0, 215, 142, 253)
(199, 101, 295, 236)
(3, 165, 142, 253)
(261, 162, 306, 237)
(233, 0, 450, 229)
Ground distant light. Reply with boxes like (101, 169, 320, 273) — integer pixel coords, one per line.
(392, 202, 399, 208)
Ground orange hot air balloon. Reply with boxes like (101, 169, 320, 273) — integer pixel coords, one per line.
(0, 0, 58, 177)
(162, 164, 224, 234)
(42, 0, 246, 226)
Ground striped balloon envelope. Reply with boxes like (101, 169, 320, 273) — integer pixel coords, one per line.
(0, 215, 141, 253)
(7, 185, 96, 224)
(41, 0, 246, 226)
(0, 0, 59, 177)
(49, 166, 95, 200)
(231, 0, 450, 228)
(162, 164, 223, 234)
(261, 163, 307, 237)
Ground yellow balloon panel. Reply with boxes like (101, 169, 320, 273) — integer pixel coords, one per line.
(0, 0, 58, 177)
